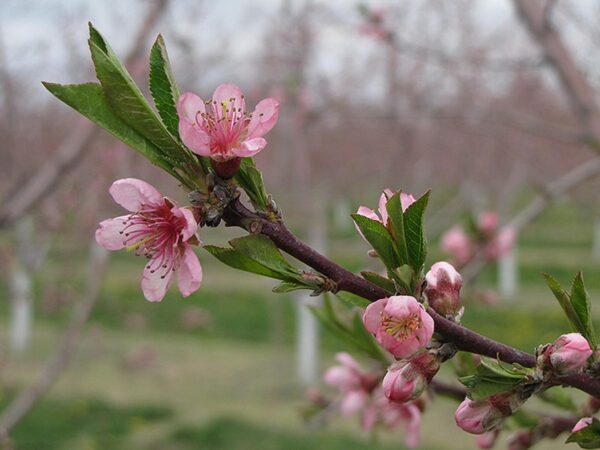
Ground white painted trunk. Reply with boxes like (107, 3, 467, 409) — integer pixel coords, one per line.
(498, 245, 518, 300)
(9, 267, 32, 354)
(295, 201, 326, 385)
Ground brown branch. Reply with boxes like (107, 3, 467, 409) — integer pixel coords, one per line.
(222, 198, 600, 399)
(0, 244, 109, 442)
(0, 0, 170, 229)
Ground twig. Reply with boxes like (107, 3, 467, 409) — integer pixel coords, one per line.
(222, 198, 600, 399)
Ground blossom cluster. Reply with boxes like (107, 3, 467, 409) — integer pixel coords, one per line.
(441, 211, 516, 267)
(95, 84, 279, 301)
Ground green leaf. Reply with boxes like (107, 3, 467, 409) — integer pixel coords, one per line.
(459, 358, 531, 401)
(87, 25, 192, 167)
(543, 273, 595, 346)
(42, 82, 173, 173)
(203, 245, 286, 280)
(385, 192, 409, 264)
(351, 213, 400, 270)
(235, 158, 269, 210)
(228, 235, 300, 279)
(390, 264, 414, 294)
(566, 417, 600, 448)
(361, 271, 395, 293)
(402, 191, 430, 272)
(149, 34, 181, 139)
(571, 272, 597, 348)
(272, 281, 310, 293)
(335, 291, 371, 309)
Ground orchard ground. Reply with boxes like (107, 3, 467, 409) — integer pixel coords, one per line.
(1, 200, 598, 449)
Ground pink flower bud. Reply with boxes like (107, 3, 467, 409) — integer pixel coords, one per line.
(363, 296, 435, 358)
(382, 352, 440, 403)
(572, 417, 593, 433)
(455, 398, 504, 435)
(441, 226, 473, 266)
(484, 226, 517, 261)
(424, 261, 463, 316)
(542, 333, 593, 375)
(478, 211, 499, 236)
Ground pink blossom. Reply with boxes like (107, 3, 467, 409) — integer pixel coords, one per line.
(455, 398, 505, 435)
(485, 226, 517, 261)
(177, 83, 279, 161)
(572, 417, 593, 433)
(364, 389, 421, 448)
(542, 333, 592, 375)
(323, 352, 378, 416)
(424, 261, 463, 316)
(95, 178, 202, 302)
(363, 296, 434, 358)
(478, 211, 499, 236)
(382, 351, 440, 403)
(441, 225, 473, 266)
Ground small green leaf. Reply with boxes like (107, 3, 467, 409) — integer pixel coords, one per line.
(272, 281, 310, 293)
(203, 245, 286, 280)
(459, 358, 531, 401)
(228, 235, 300, 279)
(235, 158, 269, 210)
(571, 272, 597, 348)
(544, 273, 595, 346)
(149, 34, 181, 139)
(566, 417, 600, 448)
(390, 264, 414, 294)
(351, 213, 400, 270)
(402, 191, 430, 272)
(361, 271, 395, 293)
(335, 291, 371, 309)
(385, 192, 409, 264)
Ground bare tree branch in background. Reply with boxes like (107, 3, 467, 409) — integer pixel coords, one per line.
(0, 243, 109, 443)
(513, 0, 600, 145)
(0, 0, 169, 229)
(462, 155, 600, 283)
(456, 0, 600, 283)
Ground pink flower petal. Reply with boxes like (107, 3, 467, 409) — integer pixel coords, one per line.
(247, 98, 280, 139)
(340, 390, 367, 416)
(172, 207, 198, 242)
(179, 120, 211, 156)
(356, 206, 380, 222)
(378, 191, 390, 225)
(176, 92, 206, 123)
(363, 298, 387, 333)
(95, 215, 129, 250)
(109, 178, 162, 212)
(212, 83, 245, 113)
(141, 261, 174, 302)
(234, 137, 267, 157)
(177, 246, 202, 297)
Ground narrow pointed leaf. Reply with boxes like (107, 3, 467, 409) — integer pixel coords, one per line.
(361, 271, 395, 293)
(203, 245, 286, 280)
(570, 272, 597, 348)
(402, 191, 430, 272)
(352, 213, 400, 270)
(149, 34, 181, 138)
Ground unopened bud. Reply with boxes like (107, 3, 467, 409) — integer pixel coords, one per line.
(540, 333, 592, 375)
(454, 398, 508, 434)
(382, 352, 440, 403)
(424, 261, 462, 316)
